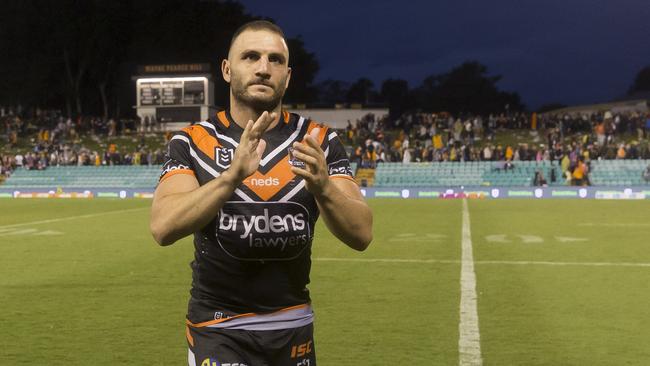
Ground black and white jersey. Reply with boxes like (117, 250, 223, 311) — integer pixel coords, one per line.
(159, 110, 355, 325)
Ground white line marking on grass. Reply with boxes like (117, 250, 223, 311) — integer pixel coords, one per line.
(0, 207, 148, 229)
(518, 235, 543, 243)
(313, 257, 459, 265)
(0, 228, 38, 236)
(555, 236, 588, 243)
(459, 199, 482, 366)
(475, 260, 650, 268)
(485, 234, 510, 243)
(388, 233, 447, 242)
(579, 223, 650, 227)
(32, 230, 64, 236)
(313, 257, 650, 268)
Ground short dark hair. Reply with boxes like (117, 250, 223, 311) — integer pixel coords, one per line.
(229, 20, 285, 51)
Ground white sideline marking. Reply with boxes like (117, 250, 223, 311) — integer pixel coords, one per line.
(459, 199, 482, 365)
(313, 257, 650, 268)
(0, 207, 148, 229)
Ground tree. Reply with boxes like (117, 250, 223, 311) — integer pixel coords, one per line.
(346, 78, 376, 104)
(315, 80, 350, 105)
(283, 37, 319, 104)
(628, 66, 650, 94)
(380, 79, 410, 119)
(0, 0, 321, 117)
(537, 103, 567, 114)
(415, 61, 524, 115)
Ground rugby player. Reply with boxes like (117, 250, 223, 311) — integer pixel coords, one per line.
(150, 20, 373, 366)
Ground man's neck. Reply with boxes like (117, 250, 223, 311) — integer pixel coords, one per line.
(229, 99, 282, 131)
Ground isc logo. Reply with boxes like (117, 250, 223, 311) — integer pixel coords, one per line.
(250, 177, 280, 186)
(291, 340, 313, 358)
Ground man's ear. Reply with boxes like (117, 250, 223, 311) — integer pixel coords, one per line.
(221, 59, 231, 83)
(285, 66, 292, 89)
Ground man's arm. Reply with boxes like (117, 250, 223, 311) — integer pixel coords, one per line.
(290, 129, 373, 251)
(150, 170, 241, 245)
(150, 111, 276, 246)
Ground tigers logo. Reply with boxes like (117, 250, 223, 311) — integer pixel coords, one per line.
(216, 148, 234, 169)
(287, 147, 305, 168)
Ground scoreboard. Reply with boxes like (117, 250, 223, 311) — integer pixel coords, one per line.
(137, 78, 204, 107)
(134, 64, 216, 123)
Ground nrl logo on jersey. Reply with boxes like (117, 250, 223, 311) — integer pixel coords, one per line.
(215, 147, 234, 169)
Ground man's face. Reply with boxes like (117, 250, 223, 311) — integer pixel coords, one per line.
(222, 29, 291, 112)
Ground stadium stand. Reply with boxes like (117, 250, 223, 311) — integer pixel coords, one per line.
(3, 160, 648, 191)
(590, 159, 650, 186)
(1, 166, 160, 189)
(2, 107, 650, 190)
(372, 160, 650, 188)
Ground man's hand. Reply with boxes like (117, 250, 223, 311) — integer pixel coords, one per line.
(290, 128, 331, 196)
(229, 111, 276, 181)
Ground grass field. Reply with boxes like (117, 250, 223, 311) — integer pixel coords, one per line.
(1, 198, 650, 365)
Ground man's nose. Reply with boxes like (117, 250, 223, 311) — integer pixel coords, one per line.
(255, 58, 271, 78)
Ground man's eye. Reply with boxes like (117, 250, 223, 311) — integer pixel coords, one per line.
(244, 54, 258, 60)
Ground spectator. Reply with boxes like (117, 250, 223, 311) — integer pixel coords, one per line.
(534, 170, 547, 186)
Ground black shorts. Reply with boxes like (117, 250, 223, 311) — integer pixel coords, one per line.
(187, 323, 316, 366)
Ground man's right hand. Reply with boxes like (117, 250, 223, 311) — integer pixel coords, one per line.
(229, 111, 277, 181)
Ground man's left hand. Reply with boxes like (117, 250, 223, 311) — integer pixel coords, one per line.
(290, 128, 330, 196)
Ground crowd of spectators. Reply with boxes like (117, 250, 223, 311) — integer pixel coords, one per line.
(345, 110, 650, 186)
(3, 104, 650, 187)
(0, 106, 166, 180)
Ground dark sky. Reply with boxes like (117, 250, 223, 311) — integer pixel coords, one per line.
(240, 0, 650, 110)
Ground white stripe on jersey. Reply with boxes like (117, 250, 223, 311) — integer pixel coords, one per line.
(278, 179, 306, 202)
(188, 349, 196, 366)
(170, 135, 253, 202)
(216, 132, 239, 147)
(260, 116, 305, 167)
(198, 121, 220, 139)
(328, 131, 337, 141)
(198, 121, 239, 147)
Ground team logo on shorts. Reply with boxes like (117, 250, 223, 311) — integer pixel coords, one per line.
(216, 148, 234, 169)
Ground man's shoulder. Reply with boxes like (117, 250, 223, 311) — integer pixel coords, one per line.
(286, 112, 338, 142)
(287, 111, 333, 129)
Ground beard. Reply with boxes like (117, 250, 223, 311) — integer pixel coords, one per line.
(231, 75, 287, 113)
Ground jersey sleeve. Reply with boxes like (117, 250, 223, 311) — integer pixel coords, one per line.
(324, 130, 356, 182)
(159, 133, 195, 183)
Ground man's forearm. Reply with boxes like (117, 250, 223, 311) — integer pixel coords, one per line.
(315, 181, 373, 251)
(151, 170, 240, 245)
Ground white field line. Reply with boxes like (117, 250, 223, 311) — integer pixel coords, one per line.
(578, 223, 650, 227)
(459, 199, 482, 365)
(0, 207, 148, 229)
(313, 257, 459, 265)
(313, 257, 650, 268)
